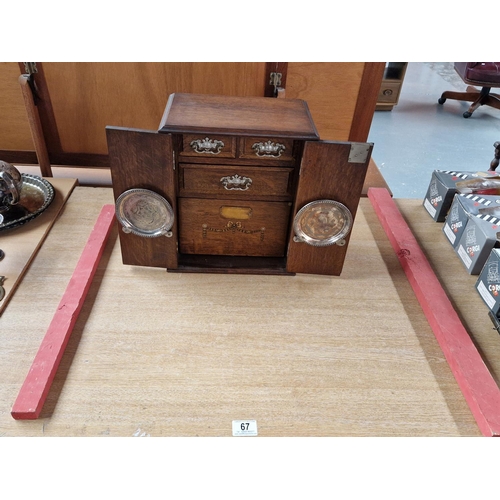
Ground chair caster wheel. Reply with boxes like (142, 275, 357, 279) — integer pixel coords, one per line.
(438, 97, 446, 105)
(463, 111, 472, 118)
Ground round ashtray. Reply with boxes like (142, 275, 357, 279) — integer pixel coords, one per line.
(115, 189, 174, 238)
(293, 199, 353, 247)
(0, 174, 55, 232)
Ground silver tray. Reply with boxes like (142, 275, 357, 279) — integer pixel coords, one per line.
(293, 199, 353, 247)
(0, 174, 55, 232)
(115, 188, 174, 238)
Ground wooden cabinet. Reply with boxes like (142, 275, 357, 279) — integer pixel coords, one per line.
(107, 93, 372, 276)
(376, 62, 408, 111)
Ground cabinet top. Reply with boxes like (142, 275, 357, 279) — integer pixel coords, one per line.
(158, 93, 320, 140)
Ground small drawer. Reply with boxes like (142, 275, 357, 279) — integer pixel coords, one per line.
(377, 81, 402, 103)
(238, 137, 294, 161)
(179, 164, 294, 199)
(181, 134, 236, 158)
(178, 198, 291, 257)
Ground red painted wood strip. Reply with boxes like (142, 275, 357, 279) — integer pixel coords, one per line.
(368, 187, 500, 436)
(11, 205, 115, 420)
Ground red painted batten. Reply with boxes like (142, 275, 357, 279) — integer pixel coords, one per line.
(11, 205, 115, 420)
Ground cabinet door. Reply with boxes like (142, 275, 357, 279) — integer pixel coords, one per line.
(106, 127, 178, 269)
(286, 140, 372, 276)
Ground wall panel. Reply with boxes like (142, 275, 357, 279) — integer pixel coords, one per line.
(285, 62, 365, 141)
(0, 62, 34, 151)
(42, 62, 268, 155)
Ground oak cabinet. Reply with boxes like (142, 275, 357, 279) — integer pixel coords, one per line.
(107, 93, 373, 276)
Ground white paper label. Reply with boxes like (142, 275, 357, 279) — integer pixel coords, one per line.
(232, 420, 258, 437)
(424, 198, 437, 217)
(457, 244, 472, 268)
(443, 223, 456, 244)
(477, 280, 497, 309)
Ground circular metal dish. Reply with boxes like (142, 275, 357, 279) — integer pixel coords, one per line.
(0, 174, 55, 232)
(115, 188, 174, 238)
(293, 199, 353, 247)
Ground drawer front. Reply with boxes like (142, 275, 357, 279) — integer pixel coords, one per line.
(238, 137, 294, 162)
(377, 81, 402, 103)
(179, 164, 294, 199)
(181, 134, 236, 158)
(178, 198, 291, 257)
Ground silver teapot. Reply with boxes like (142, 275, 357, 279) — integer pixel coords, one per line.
(0, 161, 23, 212)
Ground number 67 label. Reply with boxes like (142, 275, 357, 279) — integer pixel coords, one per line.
(232, 420, 258, 436)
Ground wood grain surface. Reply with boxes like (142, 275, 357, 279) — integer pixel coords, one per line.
(369, 188, 500, 436)
(43, 63, 269, 155)
(159, 93, 319, 139)
(0, 63, 34, 152)
(285, 62, 369, 142)
(0, 177, 77, 315)
(18, 75, 52, 177)
(0, 187, 490, 436)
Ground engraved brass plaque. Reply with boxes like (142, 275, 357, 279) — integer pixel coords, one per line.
(219, 206, 253, 220)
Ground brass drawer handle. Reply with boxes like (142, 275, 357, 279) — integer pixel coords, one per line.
(220, 174, 252, 191)
(190, 137, 225, 154)
(251, 140, 285, 157)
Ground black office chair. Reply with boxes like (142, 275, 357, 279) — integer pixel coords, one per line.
(438, 62, 500, 118)
(491, 141, 500, 171)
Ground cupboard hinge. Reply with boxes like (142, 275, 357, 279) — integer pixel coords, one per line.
(269, 72, 282, 87)
(23, 62, 38, 75)
(348, 143, 372, 164)
(22, 62, 40, 104)
(172, 151, 176, 170)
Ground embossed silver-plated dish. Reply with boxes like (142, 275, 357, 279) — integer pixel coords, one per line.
(0, 174, 55, 232)
(293, 199, 353, 247)
(115, 188, 174, 238)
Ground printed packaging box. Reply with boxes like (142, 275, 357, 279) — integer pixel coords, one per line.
(443, 193, 500, 248)
(423, 170, 500, 222)
(476, 249, 500, 317)
(455, 208, 500, 275)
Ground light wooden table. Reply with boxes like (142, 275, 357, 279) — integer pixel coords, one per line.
(1, 186, 497, 437)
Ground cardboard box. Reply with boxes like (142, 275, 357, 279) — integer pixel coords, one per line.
(476, 248, 500, 317)
(423, 170, 500, 222)
(443, 193, 500, 248)
(455, 209, 500, 274)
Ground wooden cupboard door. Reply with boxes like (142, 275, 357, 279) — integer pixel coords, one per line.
(286, 141, 372, 276)
(106, 127, 178, 269)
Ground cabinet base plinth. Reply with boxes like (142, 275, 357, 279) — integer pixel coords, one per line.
(170, 255, 294, 275)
